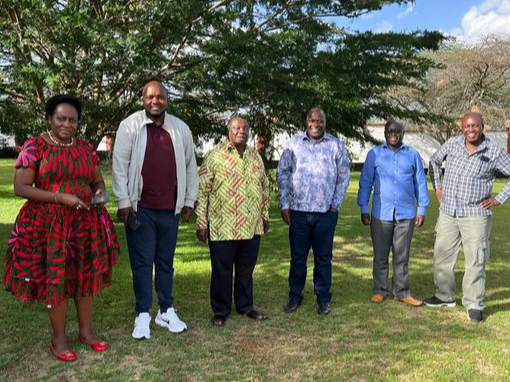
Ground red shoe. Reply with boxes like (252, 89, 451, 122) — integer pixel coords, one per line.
(78, 337, 109, 351)
(49, 344, 77, 362)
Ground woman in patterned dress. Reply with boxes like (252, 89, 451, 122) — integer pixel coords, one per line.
(3, 94, 120, 362)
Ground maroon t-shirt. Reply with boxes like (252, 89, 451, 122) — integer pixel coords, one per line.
(138, 123, 177, 210)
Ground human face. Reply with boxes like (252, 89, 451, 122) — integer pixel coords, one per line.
(384, 124, 404, 150)
(228, 118, 249, 149)
(142, 82, 168, 121)
(462, 115, 483, 146)
(306, 110, 325, 142)
(48, 103, 79, 143)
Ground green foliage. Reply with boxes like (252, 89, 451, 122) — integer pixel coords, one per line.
(0, 0, 445, 148)
(384, 35, 510, 141)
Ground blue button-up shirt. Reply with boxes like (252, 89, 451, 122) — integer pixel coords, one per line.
(357, 143, 430, 221)
(278, 132, 350, 213)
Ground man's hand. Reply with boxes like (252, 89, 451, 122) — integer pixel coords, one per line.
(481, 196, 501, 210)
(181, 206, 194, 222)
(117, 207, 133, 224)
(196, 228, 208, 243)
(435, 188, 443, 204)
(361, 213, 371, 226)
(262, 219, 269, 234)
(415, 214, 425, 227)
(281, 209, 291, 225)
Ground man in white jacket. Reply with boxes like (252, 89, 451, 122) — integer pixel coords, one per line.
(113, 80, 199, 339)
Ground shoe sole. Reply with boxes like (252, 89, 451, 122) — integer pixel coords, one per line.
(155, 317, 187, 333)
(132, 333, 150, 340)
(424, 301, 456, 308)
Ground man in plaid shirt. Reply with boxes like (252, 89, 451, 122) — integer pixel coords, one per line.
(423, 112, 510, 323)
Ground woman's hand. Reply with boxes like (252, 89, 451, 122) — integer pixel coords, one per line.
(57, 193, 89, 210)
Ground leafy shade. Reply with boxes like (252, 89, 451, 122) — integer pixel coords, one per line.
(384, 35, 510, 142)
(0, 0, 445, 148)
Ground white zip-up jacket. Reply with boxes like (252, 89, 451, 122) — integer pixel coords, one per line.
(112, 111, 199, 214)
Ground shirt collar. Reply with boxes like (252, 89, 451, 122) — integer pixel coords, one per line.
(382, 142, 406, 151)
(302, 131, 330, 142)
(142, 112, 166, 128)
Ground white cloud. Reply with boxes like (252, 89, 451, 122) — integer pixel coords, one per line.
(397, 4, 414, 20)
(455, 0, 510, 42)
(375, 20, 393, 33)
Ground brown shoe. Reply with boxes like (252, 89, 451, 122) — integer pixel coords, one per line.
(397, 296, 423, 307)
(370, 294, 384, 304)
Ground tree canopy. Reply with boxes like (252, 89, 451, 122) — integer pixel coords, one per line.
(0, 0, 445, 148)
(384, 35, 510, 142)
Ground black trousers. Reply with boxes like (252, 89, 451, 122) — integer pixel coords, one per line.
(209, 236, 261, 316)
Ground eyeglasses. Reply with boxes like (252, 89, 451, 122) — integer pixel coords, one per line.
(385, 130, 401, 135)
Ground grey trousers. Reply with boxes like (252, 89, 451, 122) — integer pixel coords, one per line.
(433, 212, 492, 311)
(370, 216, 415, 299)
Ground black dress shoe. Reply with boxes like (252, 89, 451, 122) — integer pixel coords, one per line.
(317, 302, 331, 315)
(284, 299, 301, 313)
(245, 309, 268, 321)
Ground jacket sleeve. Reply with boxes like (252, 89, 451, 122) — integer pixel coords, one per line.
(112, 122, 133, 210)
(183, 126, 199, 208)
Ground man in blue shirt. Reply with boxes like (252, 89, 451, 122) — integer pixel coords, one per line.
(278, 107, 350, 315)
(357, 120, 429, 306)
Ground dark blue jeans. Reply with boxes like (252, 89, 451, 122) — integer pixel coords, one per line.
(126, 206, 179, 314)
(288, 210, 338, 303)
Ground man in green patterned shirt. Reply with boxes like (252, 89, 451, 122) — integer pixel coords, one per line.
(196, 117, 270, 326)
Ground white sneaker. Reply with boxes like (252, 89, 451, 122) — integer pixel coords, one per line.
(132, 312, 151, 339)
(155, 307, 187, 333)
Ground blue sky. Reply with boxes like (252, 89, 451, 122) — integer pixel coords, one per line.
(337, 0, 510, 41)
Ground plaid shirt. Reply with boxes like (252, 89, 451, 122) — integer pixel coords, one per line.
(429, 134, 510, 217)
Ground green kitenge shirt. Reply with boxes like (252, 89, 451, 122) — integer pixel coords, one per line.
(196, 140, 269, 241)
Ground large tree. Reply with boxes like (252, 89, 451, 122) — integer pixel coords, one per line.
(0, 0, 445, 148)
(384, 35, 510, 142)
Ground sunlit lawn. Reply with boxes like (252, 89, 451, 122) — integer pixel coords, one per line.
(1, 158, 510, 382)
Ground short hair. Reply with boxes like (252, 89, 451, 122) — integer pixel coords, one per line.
(307, 107, 326, 121)
(142, 80, 168, 97)
(384, 120, 405, 132)
(227, 116, 249, 130)
(45, 94, 82, 120)
(462, 112, 484, 128)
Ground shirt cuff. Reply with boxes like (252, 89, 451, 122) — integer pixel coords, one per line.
(495, 194, 508, 205)
(360, 205, 370, 214)
(417, 207, 427, 216)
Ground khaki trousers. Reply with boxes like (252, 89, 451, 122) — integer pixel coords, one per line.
(433, 212, 492, 311)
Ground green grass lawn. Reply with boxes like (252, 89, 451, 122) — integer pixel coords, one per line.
(1, 158, 510, 382)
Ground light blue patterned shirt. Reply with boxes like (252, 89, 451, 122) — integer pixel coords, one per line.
(278, 132, 351, 213)
(429, 134, 510, 217)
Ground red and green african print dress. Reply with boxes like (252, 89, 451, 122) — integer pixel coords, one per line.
(3, 136, 120, 307)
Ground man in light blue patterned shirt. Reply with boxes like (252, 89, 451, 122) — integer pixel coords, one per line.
(423, 112, 510, 323)
(278, 107, 350, 315)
